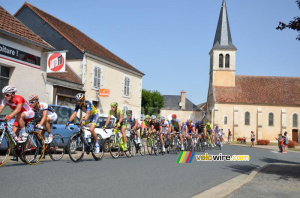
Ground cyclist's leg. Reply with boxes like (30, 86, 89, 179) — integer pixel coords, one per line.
(89, 123, 98, 141)
(121, 126, 127, 144)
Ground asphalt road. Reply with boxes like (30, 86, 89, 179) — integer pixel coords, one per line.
(1, 145, 300, 198)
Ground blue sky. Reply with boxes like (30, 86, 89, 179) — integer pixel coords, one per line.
(2, 0, 300, 105)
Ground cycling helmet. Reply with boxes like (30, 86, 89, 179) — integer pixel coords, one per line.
(145, 115, 151, 119)
(160, 116, 165, 121)
(2, 85, 17, 94)
(29, 94, 39, 102)
(75, 93, 85, 101)
(110, 102, 118, 107)
(172, 114, 177, 118)
(151, 115, 156, 120)
(126, 110, 132, 115)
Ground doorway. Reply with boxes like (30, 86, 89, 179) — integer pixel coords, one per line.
(292, 129, 298, 143)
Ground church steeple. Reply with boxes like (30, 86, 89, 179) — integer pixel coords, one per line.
(213, 0, 236, 50)
(209, 0, 237, 87)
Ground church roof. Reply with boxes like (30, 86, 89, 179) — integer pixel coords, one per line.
(214, 75, 300, 106)
(212, 0, 237, 50)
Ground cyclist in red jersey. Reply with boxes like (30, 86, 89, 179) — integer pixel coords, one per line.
(0, 86, 34, 143)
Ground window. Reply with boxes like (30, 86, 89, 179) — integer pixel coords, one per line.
(293, 114, 298, 127)
(268, 113, 274, 126)
(0, 66, 10, 101)
(245, 112, 250, 125)
(224, 116, 228, 125)
(123, 76, 130, 97)
(225, 54, 230, 68)
(219, 54, 224, 68)
(123, 106, 129, 114)
(93, 66, 101, 89)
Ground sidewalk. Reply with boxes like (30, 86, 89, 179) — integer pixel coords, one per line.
(227, 143, 300, 153)
(226, 164, 300, 198)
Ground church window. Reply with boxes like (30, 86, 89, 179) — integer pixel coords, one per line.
(225, 54, 230, 68)
(219, 54, 224, 68)
(245, 112, 250, 125)
(293, 114, 298, 127)
(268, 113, 274, 126)
(224, 116, 228, 125)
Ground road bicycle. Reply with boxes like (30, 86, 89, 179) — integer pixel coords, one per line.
(173, 132, 182, 154)
(67, 123, 104, 162)
(154, 132, 165, 155)
(108, 128, 131, 159)
(129, 129, 145, 157)
(146, 132, 158, 155)
(0, 118, 45, 166)
(30, 123, 65, 161)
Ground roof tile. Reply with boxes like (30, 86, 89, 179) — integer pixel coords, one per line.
(0, 6, 53, 49)
(20, 3, 143, 75)
(215, 75, 300, 106)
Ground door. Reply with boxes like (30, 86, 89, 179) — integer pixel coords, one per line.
(292, 129, 298, 143)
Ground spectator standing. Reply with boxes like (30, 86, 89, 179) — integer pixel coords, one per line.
(275, 134, 283, 153)
(251, 131, 255, 147)
(228, 128, 232, 144)
(283, 131, 289, 153)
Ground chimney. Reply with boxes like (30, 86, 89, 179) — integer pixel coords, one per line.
(181, 91, 186, 110)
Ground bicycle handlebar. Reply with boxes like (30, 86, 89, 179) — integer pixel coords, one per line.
(0, 118, 13, 129)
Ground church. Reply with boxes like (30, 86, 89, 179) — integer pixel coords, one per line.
(205, 0, 300, 142)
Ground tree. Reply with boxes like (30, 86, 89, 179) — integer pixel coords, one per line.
(276, 0, 300, 41)
(141, 89, 164, 116)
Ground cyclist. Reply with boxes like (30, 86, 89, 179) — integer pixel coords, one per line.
(169, 114, 184, 151)
(125, 110, 141, 145)
(185, 119, 196, 146)
(214, 124, 221, 146)
(0, 86, 34, 143)
(141, 115, 151, 139)
(66, 93, 100, 154)
(29, 94, 57, 144)
(103, 102, 127, 151)
(205, 122, 214, 148)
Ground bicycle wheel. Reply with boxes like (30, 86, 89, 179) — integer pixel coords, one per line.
(92, 134, 104, 161)
(0, 134, 10, 167)
(49, 134, 65, 161)
(139, 143, 145, 156)
(23, 131, 45, 165)
(147, 137, 153, 155)
(154, 139, 159, 156)
(109, 135, 120, 159)
(130, 140, 136, 157)
(125, 140, 132, 158)
(67, 132, 84, 163)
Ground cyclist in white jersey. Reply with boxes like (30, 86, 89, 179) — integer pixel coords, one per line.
(29, 94, 57, 143)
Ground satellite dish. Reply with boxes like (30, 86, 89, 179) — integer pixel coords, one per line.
(179, 102, 182, 107)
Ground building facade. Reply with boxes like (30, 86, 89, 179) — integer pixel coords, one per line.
(161, 91, 203, 123)
(0, 6, 54, 115)
(205, 0, 300, 142)
(15, 2, 144, 115)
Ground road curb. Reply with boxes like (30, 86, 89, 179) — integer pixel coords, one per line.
(191, 164, 271, 198)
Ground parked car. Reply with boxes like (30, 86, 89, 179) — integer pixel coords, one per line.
(0, 105, 79, 150)
(84, 114, 131, 152)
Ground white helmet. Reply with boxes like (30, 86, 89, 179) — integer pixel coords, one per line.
(2, 85, 17, 94)
(151, 115, 156, 120)
(75, 93, 85, 101)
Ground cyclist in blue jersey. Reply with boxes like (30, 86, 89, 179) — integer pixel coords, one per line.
(66, 93, 100, 153)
